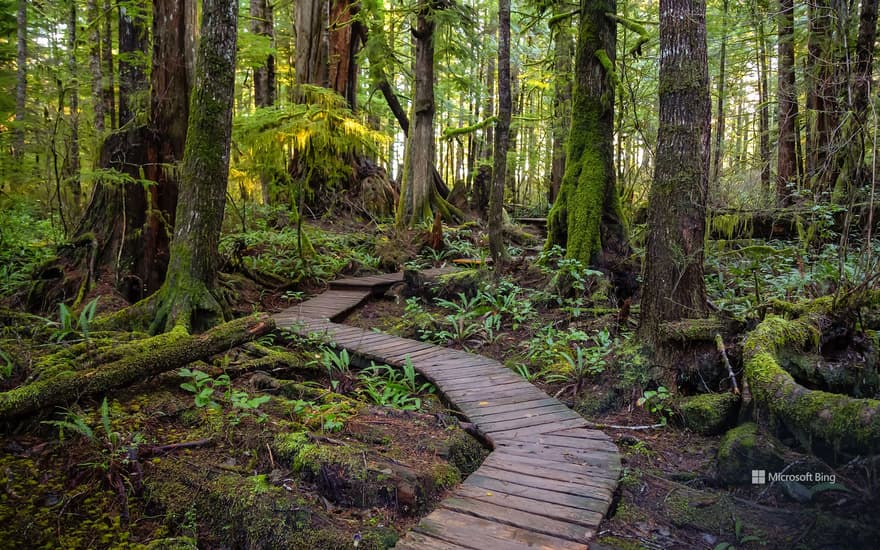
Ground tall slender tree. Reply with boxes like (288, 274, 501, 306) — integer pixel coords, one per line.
(640, 0, 711, 344)
(489, 0, 511, 267)
(776, 0, 798, 205)
(13, 0, 26, 159)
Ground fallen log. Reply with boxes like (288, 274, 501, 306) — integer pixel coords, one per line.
(0, 313, 274, 422)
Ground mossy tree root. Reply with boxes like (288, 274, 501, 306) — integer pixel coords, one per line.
(0, 314, 274, 422)
(743, 296, 880, 457)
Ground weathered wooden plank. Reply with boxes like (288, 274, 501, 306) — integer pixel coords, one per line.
(468, 402, 572, 423)
(464, 398, 561, 418)
(461, 474, 608, 513)
(438, 378, 525, 393)
(483, 417, 588, 439)
(455, 393, 554, 412)
(514, 433, 619, 453)
(444, 384, 543, 401)
(414, 509, 588, 550)
(475, 410, 584, 433)
(394, 531, 473, 550)
(451, 485, 603, 528)
(481, 455, 618, 492)
(535, 426, 613, 441)
(492, 442, 621, 471)
(471, 465, 612, 500)
(439, 497, 594, 543)
(488, 450, 620, 480)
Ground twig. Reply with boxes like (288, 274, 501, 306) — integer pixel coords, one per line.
(142, 438, 213, 456)
(715, 334, 740, 395)
(583, 419, 666, 431)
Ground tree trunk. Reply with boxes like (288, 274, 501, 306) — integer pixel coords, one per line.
(103, 0, 116, 129)
(550, 15, 574, 205)
(756, 15, 771, 189)
(545, 0, 629, 270)
(13, 0, 26, 159)
(710, 0, 728, 191)
(489, 0, 511, 268)
(472, 42, 495, 215)
(88, 0, 106, 133)
(117, 2, 149, 128)
(329, 0, 360, 109)
(295, 0, 328, 88)
(251, 0, 275, 109)
(776, 0, 798, 205)
(806, 0, 838, 194)
(0, 314, 273, 421)
(640, 0, 711, 344)
(152, 0, 238, 333)
(66, 0, 81, 213)
(398, 6, 437, 227)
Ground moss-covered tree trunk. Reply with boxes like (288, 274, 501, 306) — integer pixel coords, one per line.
(805, 0, 840, 195)
(545, 0, 628, 269)
(639, 0, 710, 345)
(776, 0, 798, 206)
(152, 0, 238, 333)
(549, 9, 574, 205)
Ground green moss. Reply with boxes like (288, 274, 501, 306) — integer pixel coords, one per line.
(744, 307, 880, 457)
(445, 429, 489, 476)
(431, 463, 461, 488)
(679, 393, 741, 435)
(666, 491, 735, 533)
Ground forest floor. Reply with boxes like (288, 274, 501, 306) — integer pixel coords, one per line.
(1, 211, 878, 549)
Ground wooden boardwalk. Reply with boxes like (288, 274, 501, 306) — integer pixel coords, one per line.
(273, 271, 619, 549)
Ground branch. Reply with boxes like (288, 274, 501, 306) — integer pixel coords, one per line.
(442, 116, 497, 140)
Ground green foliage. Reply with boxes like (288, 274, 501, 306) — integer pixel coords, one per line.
(541, 329, 614, 396)
(637, 386, 673, 425)
(49, 297, 99, 343)
(0, 199, 61, 297)
(357, 358, 434, 411)
(178, 368, 270, 425)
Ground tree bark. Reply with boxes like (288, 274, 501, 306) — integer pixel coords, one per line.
(250, 0, 275, 108)
(489, 0, 511, 267)
(103, 0, 116, 129)
(755, 15, 771, 190)
(549, 14, 574, 204)
(545, 0, 629, 269)
(88, 0, 106, 133)
(329, 0, 360, 109)
(710, 0, 728, 191)
(0, 314, 273, 421)
(295, 0, 328, 88)
(776, 0, 798, 205)
(66, 0, 81, 213)
(13, 0, 27, 158)
(117, 2, 149, 128)
(398, 5, 438, 227)
(806, 0, 839, 194)
(639, 0, 711, 344)
(152, 0, 238, 333)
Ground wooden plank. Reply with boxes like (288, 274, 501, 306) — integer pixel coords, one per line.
(455, 393, 555, 411)
(439, 497, 594, 543)
(438, 378, 525, 393)
(451, 485, 603, 528)
(468, 402, 572, 423)
(414, 509, 588, 550)
(464, 398, 561, 418)
(514, 434, 619, 454)
(483, 417, 588, 439)
(475, 410, 584, 433)
(394, 531, 473, 550)
(472, 465, 612, 500)
(492, 442, 621, 471)
(488, 450, 620, 480)
(533, 426, 613, 441)
(481, 455, 618, 492)
(448, 389, 547, 407)
(462, 474, 608, 514)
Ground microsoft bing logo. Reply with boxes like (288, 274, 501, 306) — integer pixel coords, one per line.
(751, 470, 766, 484)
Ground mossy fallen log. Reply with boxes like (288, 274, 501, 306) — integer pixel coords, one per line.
(743, 295, 880, 457)
(0, 314, 274, 422)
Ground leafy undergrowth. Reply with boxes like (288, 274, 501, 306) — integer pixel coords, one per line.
(0, 325, 484, 549)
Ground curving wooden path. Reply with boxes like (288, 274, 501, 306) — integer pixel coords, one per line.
(273, 270, 620, 549)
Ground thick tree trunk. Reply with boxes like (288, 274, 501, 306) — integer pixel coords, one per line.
(0, 314, 273, 421)
(153, 0, 238, 333)
(88, 0, 105, 133)
(640, 0, 711, 344)
(13, 0, 26, 159)
(776, 0, 798, 205)
(117, 3, 148, 128)
(806, 0, 839, 194)
(329, 0, 360, 109)
(489, 0, 511, 267)
(545, 0, 628, 269)
(398, 7, 437, 227)
(295, 0, 328, 87)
